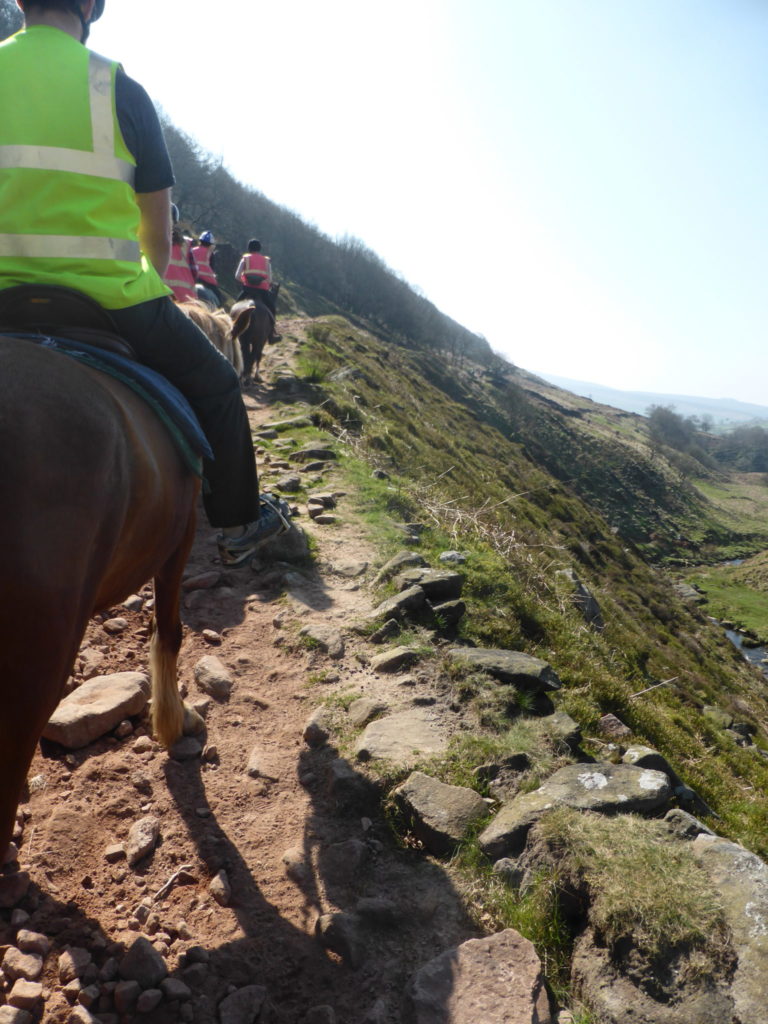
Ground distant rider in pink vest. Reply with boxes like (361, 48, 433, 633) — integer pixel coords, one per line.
(191, 230, 224, 307)
(235, 239, 280, 340)
(163, 204, 197, 303)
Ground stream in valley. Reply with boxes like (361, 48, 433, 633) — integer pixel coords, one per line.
(723, 626, 768, 677)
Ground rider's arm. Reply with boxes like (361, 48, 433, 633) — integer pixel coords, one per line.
(137, 188, 172, 277)
(235, 257, 245, 279)
(115, 70, 174, 277)
(115, 72, 175, 194)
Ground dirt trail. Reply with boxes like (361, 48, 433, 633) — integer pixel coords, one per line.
(5, 321, 478, 1024)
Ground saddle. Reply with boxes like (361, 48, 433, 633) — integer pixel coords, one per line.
(0, 284, 212, 474)
(0, 284, 136, 359)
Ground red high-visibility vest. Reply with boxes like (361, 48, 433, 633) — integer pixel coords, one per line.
(164, 241, 197, 302)
(192, 244, 217, 285)
(239, 251, 271, 290)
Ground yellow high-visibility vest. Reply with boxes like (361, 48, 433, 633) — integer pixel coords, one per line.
(0, 26, 170, 309)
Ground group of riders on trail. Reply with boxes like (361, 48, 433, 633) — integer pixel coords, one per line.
(0, 0, 290, 567)
(165, 222, 280, 337)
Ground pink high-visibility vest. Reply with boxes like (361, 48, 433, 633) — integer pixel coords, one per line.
(192, 244, 217, 285)
(164, 241, 197, 302)
(239, 251, 271, 290)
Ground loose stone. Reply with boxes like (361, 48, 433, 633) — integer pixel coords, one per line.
(119, 937, 168, 988)
(59, 947, 93, 984)
(126, 816, 161, 867)
(210, 870, 232, 907)
(7, 979, 44, 1013)
(315, 913, 366, 969)
(218, 985, 268, 1024)
(193, 655, 234, 701)
(15, 931, 49, 957)
(282, 847, 310, 883)
(137, 988, 163, 1014)
(1, 948, 43, 982)
(102, 617, 129, 635)
(43, 672, 150, 749)
(370, 646, 419, 673)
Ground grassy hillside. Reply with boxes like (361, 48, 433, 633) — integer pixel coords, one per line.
(275, 310, 768, 859)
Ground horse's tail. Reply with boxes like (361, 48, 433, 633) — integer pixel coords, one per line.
(150, 621, 185, 748)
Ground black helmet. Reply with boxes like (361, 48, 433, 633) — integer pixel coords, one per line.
(62, 0, 105, 21)
(21, 0, 103, 17)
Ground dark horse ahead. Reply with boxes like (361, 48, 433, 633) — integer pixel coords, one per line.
(0, 324, 199, 861)
(230, 299, 274, 384)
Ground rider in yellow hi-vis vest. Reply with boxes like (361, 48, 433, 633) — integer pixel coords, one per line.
(0, 23, 169, 309)
(0, 0, 290, 566)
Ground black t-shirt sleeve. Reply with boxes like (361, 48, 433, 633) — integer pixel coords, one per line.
(115, 69, 175, 194)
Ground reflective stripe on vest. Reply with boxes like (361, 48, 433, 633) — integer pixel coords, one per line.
(0, 145, 134, 182)
(0, 28, 170, 309)
(0, 233, 140, 261)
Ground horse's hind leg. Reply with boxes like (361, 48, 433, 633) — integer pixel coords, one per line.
(150, 509, 199, 748)
(0, 644, 77, 860)
(0, 727, 39, 862)
(240, 333, 254, 382)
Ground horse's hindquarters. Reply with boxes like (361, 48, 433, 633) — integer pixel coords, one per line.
(0, 338, 199, 855)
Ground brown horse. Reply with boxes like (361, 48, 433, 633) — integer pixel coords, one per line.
(230, 299, 273, 384)
(0, 336, 200, 862)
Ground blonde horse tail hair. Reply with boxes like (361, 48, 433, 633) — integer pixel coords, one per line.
(150, 620, 184, 748)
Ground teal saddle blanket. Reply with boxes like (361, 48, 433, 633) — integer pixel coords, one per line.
(38, 335, 214, 476)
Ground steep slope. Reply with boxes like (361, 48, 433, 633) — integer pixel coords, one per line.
(294, 313, 768, 850)
(286, 295, 768, 564)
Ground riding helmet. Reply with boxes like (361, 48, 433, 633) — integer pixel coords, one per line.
(200, 231, 215, 245)
(20, 0, 103, 16)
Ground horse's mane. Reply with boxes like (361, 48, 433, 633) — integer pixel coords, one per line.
(178, 300, 242, 375)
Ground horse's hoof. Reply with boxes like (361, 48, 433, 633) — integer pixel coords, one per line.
(182, 704, 206, 736)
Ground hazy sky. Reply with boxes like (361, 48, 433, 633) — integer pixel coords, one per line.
(84, 2, 767, 404)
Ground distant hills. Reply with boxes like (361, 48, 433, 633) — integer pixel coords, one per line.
(535, 373, 768, 430)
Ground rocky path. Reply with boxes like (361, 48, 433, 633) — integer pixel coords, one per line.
(0, 323, 482, 1024)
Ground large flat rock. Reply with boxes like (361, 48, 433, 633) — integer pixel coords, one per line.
(693, 835, 768, 1023)
(43, 672, 150, 749)
(448, 648, 561, 692)
(404, 928, 552, 1023)
(368, 586, 427, 623)
(394, 772, 489, 856)
(356, 710, 449, 766)
(479, 762, 671, 859)
(394, 568, 464, 601)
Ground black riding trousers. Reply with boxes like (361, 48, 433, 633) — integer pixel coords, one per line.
(237, 286, 277, 318)
(109, 296, 259, 528)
